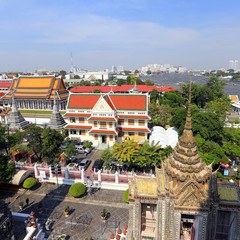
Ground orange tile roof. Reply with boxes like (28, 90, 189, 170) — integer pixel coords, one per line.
(68, 94, 101, 109)
(65, 125, 92, 129)
(88, 117, 116, 121)
(118, 115, 150, 119)
(119, 127, 150, 132)
(109, 95, 147, 110)
(64, 113, 91, 117)
(2, 75, 68, 100)
(89, 129, 117, 134)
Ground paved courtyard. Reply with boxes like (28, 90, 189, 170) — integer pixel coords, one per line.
(1, 183, 129, 240)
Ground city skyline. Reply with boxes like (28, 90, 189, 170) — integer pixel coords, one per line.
(0, 0, 240, 72)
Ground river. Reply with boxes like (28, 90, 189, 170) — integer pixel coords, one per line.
(141, 73, 240, 97)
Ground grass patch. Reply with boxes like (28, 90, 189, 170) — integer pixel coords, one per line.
(19, 110, 66, 115)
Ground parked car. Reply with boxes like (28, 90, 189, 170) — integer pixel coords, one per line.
(75, 145, 85, 154)
(68, 156, 78, 162)
(84, 148, 92, 155)
(92, 159, 104, 170)
(77, 159, 91, 171)
(60, 140, 71, 149)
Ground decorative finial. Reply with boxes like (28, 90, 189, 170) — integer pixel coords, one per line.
(184, 71, 192, 130)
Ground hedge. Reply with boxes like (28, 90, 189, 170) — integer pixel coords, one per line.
(123, 189, 129, 203)
(68, 183, 86, 197)
(23, 177, 37, 189)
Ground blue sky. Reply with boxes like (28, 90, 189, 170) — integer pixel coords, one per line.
(0, 0, 240, 71)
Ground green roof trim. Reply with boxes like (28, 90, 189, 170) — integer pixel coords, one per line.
(218, 185, 240, 201)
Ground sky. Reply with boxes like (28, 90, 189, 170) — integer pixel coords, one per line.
(0, 0, 240, 72)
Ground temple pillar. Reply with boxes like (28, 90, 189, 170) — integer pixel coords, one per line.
(198, 214, 208, 240)
(173, 211, 181, 240)
(207, 203, 218, 240)
(232, 210, 240, 240)
(156, 199, 163, 240)
(132, 199, 141, 240)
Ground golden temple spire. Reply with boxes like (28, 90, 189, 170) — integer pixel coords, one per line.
(184, 71, 192, 130)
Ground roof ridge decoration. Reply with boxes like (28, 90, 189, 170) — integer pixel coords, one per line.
(164, 71, 213, 183)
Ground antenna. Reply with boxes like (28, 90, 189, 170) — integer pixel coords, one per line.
(70, 52, 73, 72)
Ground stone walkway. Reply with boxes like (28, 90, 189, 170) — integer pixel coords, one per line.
(1, 183, 129, 240)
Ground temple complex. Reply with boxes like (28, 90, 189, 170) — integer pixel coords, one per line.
(127, 75, 240, 240)
(1, 75, 68, 110)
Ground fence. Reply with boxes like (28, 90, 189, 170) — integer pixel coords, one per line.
(17, 163, 151, 191)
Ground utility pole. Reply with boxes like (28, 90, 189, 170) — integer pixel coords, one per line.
(51, 164, 62, 193)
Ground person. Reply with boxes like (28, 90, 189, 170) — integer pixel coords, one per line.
(26, 198, 29, 206)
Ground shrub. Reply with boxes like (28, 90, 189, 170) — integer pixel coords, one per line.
(217, 171, 223, 179)
(37, 161, 42, 164)
(83, 142, 92, 148)
(23, 177, 37, 189)
(68, 163, 74, 167)
(123, 189, 129, 203)
(18, 201, 23, 207)
(19, 158, 25, 163)
(68, 183, 86, 197)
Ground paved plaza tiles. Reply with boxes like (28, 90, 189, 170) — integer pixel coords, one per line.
(1, 183, 129, 240)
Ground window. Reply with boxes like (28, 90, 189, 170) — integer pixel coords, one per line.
(138, 132, 145, 137)
(110, 135, 113, 141)
(88, 121, 91, 124)
(128, 112, 135, 114)
(100, 122, 106, 128)
(119, 131, 124, 137)
(79, 117, 84, 123)
(109, 122, 112, 128)
(70, 118, 75, 123)
(79, 130, 85, 135)
(94, 121, 97, 127)
(70, 130, 77, 134)
(118, 119, 124, 125)
(94, 135, 98, 140)
(139, 120, 145, 126)
(129, 132, 135, 136)
(128, 119, 134, 125)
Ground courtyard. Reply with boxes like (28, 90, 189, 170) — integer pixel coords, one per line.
(1, 183, 129, 240)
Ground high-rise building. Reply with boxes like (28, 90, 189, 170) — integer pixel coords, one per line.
(229, 60, 238, 70)
(229, 60, 234, 69)
(234, 60, 239, 71)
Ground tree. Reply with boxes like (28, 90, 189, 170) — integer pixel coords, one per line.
(145, 80, 154, 86)
(41, 128, 64, 159)
(205, 76, 226, 99)
(149, 103, 172, 127)
(150, 89, 159, 104)
(192, 112, 224, 143)
(159, 90, 185, 108)
(134, 69, 139, 73)
(137, 141, 161, 167)
(59, 70, 67, 79)
(65, 142, 78, 158)
(170, 108, 187, 134)
(93, 89, 101, 93)
(0, 153, 15, 184)
(117, 79, 126, 86)
(112, 140, 139, 165)
(74, 75, 80, 79)
(146, 70, 152, 75)
(205, 96, 231, 121)
(99, 149, 114, 165)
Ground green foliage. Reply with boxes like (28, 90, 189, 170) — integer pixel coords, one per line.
(65, 142, 78, 157)
(100, 149, 113, 164)
(146, 70, 151, 75)
(150, 89, 158, 104)
(68, 183, 86, 197)
(217, 171, 223, 178)
(0, 153, 15, 184)
(101, 208, 107, 217)
(149, 103, 172, 127)
(18, 201, 23, 207)
(83, 141, 92, 148)
(123, 189, 129, 203)
(113, 140, 139, 164)
(145, 80, 154, 86)
(93, 89, 101, 93)
(137, 141, 161, 167)
(74, 75, 80, 79)
(159, 91, 184, 108)
(64, 205, 70, 212)
(19, 159, 26, 163)
(23, 177, 37, 189)
(170, 108, 187, 134)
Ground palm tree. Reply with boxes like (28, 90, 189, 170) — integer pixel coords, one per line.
(112, 139, 139, 165)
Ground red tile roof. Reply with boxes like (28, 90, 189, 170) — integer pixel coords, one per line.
(64, 113, 91, 117)
(118, 115, 150, 119)
(0, 82, 12, 88)
(0, 92, 5, 97)
(88, 117, 117, 121)
(119, 127, 150, 132)
(109, 95, 147, 110)
(65, 125, 92, 129)
(68, 94, 100, 108)
(89, 129, 117, 134)
(70, 85, 163, 93)
(160, 86, 177, 92)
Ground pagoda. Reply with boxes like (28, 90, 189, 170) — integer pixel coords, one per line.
(49, 95, 66, 130)
(127, 72, 240, 240)
(8, 96, 31, 130)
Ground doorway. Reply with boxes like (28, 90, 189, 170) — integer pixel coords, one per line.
(101, 135, 106, 144)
